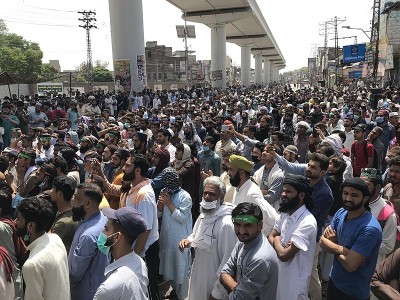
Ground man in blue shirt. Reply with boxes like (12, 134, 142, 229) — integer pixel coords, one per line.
(68, 183, 108, 300)
(320, 178, 382, 300)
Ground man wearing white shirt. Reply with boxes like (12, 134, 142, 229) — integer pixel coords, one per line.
(343, 116, 354, 152)
(93, 207, 149, 300)
(157, 128, 176, 163)
(268, 174, 317, 300)
(228, 154, 277, 236)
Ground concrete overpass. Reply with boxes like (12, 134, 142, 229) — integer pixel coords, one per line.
(166, 0, 286, 87)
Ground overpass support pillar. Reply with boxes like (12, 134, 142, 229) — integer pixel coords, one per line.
(109, 0, 146, 92)
(255, 54, 262, 85)
(263, 59, 270, 86)
(211, 24, 226, 89)
(240, 46, 251, 87)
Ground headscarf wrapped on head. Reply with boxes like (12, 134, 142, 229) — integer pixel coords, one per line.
(161, 167, 181, 194)
(174, 143, 191, 169)
(323, 134, 343, 158)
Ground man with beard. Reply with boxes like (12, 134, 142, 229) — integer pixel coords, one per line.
(139, 118, 152, 142)
(320, 178, 382, 300)
(16, 197, 70, 300)
(294, 121, 311, 164)
(50, 176, 77, 254)
(251, 142, 265, 172)
(281, 112, 296, 147)
(343, 116, 354, 152)
(37, 133, 54, 159)
(267, 147, 333, 300)
(204, 120, 220, 146)
(220, 202, 279, 300)
(105, 148, 129, 209)
(268, 174, 317, 299)
(383, 157, 400, 222)
(228, 154, 278, 236)
(102, 144, 118, 183)
(360, 168, 397, 269)
(157, 128, 176, 163)
(93, 206, 149, 300)
(254, 144, 284, 212)
(179, 176, 237, 300)
(28, 103, 47, 129)
(99, 154, 160, 300)
(68, 183, 108, 300)
(215, 122, 237, 161)
(255, 115, 270, 142)
(78, 136, 93, 160)
(132, 132, 148, 155)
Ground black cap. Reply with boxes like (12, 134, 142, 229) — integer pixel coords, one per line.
(341, 178, 370, 197)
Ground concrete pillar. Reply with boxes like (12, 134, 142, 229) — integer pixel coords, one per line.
(255, 54, 262, 85)
(211, 24, 226, 89)
(263, 59, 271, 86)
(241, 46, 251, 87)
(271, 66, 276, 82)
(109, 0, 146, 92)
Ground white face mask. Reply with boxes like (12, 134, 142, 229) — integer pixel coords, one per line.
(200, 199, 218, 210)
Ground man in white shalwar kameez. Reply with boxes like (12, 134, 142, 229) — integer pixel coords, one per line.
(179, 176, 237, 300)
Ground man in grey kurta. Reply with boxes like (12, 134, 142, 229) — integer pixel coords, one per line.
(220, 202, 279, 300)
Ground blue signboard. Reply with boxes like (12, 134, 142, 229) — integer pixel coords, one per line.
(348, 71, 363, 79)
(343, 44, 366, 63)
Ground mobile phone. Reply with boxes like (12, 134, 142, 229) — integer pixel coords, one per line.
(221, 125, 229, 131)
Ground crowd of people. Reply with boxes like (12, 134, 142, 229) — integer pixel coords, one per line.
(0, 82, 400, 299)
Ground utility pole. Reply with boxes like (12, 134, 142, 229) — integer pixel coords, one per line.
(78, 10, 97, 93)
(332, 16, 346, 86)
(370, 0, 381, 86)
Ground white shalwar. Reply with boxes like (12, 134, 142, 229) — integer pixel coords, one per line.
(187, 203, 237, 300)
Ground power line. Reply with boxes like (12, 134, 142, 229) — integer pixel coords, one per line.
(1, 18, 76, 27)
(2, 2, 76, 13)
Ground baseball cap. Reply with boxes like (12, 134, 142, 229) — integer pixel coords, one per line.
(102, 207, 147, 240)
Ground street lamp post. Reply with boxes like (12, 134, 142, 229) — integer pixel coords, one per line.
(342, 26, 371, 40)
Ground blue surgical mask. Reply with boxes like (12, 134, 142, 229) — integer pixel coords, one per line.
(376, 116, 384, 124)
(50, 137, 57, 145)
(202, 146, 210, 152)
(353, 115, 360, 121)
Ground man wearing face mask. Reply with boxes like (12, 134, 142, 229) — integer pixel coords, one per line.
(93, 207, 149, 300)
(179, 176, 237, 300)
(68, 183, 108, 300)
(251, 142, 265, 172)
(16, 197, 70, 300)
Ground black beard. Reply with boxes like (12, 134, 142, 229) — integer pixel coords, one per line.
(279, 194, 301, 213)
(16, 224, 28, 237)
(229, 171, 241, 187)
(123, 170, 135, 181)
(80, 145, 90, 153)
(72, 205, 86, 221)
(343, 200, 365, 211)
(43, 144, 50, 150)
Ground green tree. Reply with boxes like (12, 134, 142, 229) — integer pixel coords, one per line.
(0, 20, 43, 83)
(75, 60, 113, 82)
(39, 63, 59, 82)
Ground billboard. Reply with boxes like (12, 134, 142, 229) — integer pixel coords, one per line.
(343, 44, 366, 63)
(137, 54, 147, 87)
(114, 59, 131, 92)
(37, 83, 63, 93)
(348, 71, 363, 79)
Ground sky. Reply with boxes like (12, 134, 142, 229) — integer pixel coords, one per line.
(1, 0, 373, 73)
